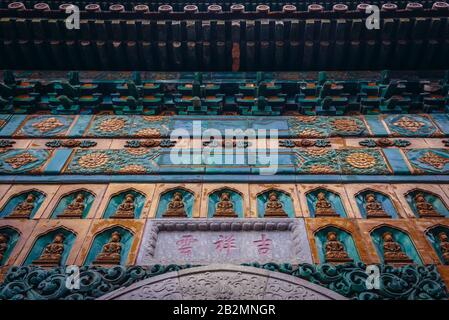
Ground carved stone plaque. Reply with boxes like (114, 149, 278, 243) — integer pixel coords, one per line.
(136, 218, 313, 265)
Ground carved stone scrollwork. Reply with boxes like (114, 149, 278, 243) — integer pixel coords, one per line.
(0, 263, 448, 300)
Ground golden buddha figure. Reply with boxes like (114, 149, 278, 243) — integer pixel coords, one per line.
(163, 192, 187, 217)
(7, 194, 35, 219)
(365, 193, 390, 218)
(58, 193, 86, 218)
(32, 233, 65, 266)
(382, 232, 413, 264)
(324, 232, 353, 263)
(264, 192, 288, 217)
(438, 232, 449, 264)
(214, 192, 238, 218)
(93, 231, 122, 265)
(0, 233, 9, 263)
(414, 193, 442, 217)
(315, 192, 338, 217)
(111, 194, 135, 219)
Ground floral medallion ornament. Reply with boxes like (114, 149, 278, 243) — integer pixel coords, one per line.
(0, 149, 50, 174)
(66, 149, 160, 174)
(330, 118, 360, 134)
(98, 117, 126, 133)
(338, 149, 390, 175)
(143, 116, 165, 122)
(385, 114, 438, 137)
(406, 149, 449, 174)
(392, 116, 425, 133)
(119, 165, 147, 174)
(16, 116, 73, 137)
(135, 128, 161, 138)
(418, 151, 449, 170)
(78, 152, 109, 169)
(5, 152, 38, 169)
(345, 152, 377, 169)
(31, 117, 64, 133)
(125, 148, 150, 156)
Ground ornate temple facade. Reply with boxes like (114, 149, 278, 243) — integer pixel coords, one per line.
(0, 1, 449, 300)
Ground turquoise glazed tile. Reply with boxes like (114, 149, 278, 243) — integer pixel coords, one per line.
(430, 114, 449, 135)
(405, 149, 449, 174)
(68, 115, 92, 137)
(14, 115, 74, 137)
(43, 149, 73, 174)
(0, 114, 24, 137)
(382, 148, 411, 175)
(0, 149, 51, 174)
(365, 115, 389, 136)
(337, 148, 391, 175)
(65, 148, 160, 174)
(384, 114, 439, 137)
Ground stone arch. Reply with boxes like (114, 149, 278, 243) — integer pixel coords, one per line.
(306, 187, 347, 218)
(22, 226, 77, 266)
(83, 225, 135, 266)
(0, 189, 46, 219)
(425, 224, 449, 265)
(404, 188, 449, 218)
(156, 186, 195, 218)
(102, 188, 146, 219)
(313, 225, 361, 263)
(354, 188, 399, 219)
(51, 188, 96, 219)
(256, 188, 294, 218)
(207, 186, 244, 218)
(98, 264, 347, 300)
(369, 224, 422, 265)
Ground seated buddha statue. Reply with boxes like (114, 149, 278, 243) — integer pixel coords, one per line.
(315, 192, 338, 217)
(32, 233, 65, 266)
(93, 231, 122, 265)
(7, 194, 35, 219)
(111, 194, 135, 219)
(438, 232, 449, 264)
(264, 192, 288, 217)
(163, 192, 187, 217)
(365, 193, 390, 218)
(214, 192, 238, 218)
(414, 193, 442, 217)
(382, 232, 413, 264)
(58, 193, 85, 218)
(0, 233, 10, 263)
(324, 232, 353, 263)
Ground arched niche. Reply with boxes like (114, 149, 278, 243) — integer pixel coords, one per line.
(370, 226, 422, 265)
(0, 227, 20, 266)
(257, 189, 294, 218)
(208, 188, 243, 218)
(0, 190, 46, 219)
(23, 228, 76, 266)
(103, 189, 145, 219)
(306, 188, 347, 218)
(405, 189, 449, 218)
(426, 225, 449, 265)
(84, 226, 134, 266)
(314, 226, 360, 263)
(155, 188, 195, 218)
(51, 189, 95, 219)
(356, 189, 398, 219)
